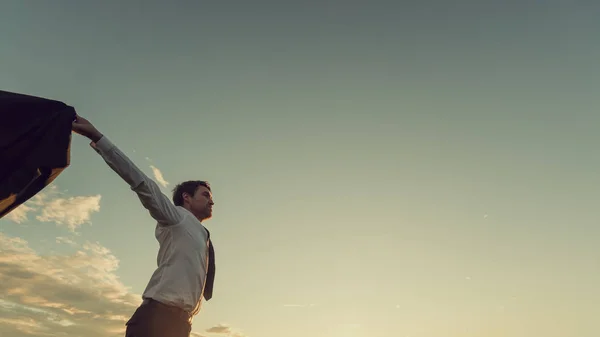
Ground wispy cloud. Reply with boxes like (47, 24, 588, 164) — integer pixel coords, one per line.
(204, 324, 248, 336)
(0, 232, 139, 337)
(56, 236, 78, 246)
(149, 165, 169, 188)
(190, 332, 209, 337)
(2, 185, 101, 232)
(4, 204, 34, 224)
(36, 195, 101, 231)
(0, 232, 246, 337)
(206, 324, 232, 334)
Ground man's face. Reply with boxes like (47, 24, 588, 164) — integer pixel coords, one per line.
(185, 186, 214, 221)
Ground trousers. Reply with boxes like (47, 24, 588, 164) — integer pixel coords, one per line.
(125, 299, 192, 337)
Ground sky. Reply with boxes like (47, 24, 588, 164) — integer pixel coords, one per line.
(1, 1, 599, 336)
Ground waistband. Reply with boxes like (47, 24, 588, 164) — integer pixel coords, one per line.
(142, 298, 193, 324)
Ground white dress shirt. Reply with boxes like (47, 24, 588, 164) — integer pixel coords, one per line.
(93, 136, 210, 316)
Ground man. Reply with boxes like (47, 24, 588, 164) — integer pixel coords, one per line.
(71, 115, 216, 337)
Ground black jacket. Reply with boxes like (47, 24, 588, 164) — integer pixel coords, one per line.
(0, 90, 76, 219)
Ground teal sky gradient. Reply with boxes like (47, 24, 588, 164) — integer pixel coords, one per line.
(1, 1, 599, 336)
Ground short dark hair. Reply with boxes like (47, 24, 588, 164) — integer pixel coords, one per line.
(172, 180, 211, 206)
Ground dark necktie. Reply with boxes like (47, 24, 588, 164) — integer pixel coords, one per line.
(203, 229, 216, 301)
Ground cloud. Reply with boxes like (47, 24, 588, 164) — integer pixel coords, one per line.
(203, 324, 248, 337)
(56, 236, 78, 246)
(2, 185, 101, 232)
(36, 195, 101, 231)
(149, 165, 169, 188)
(4, 204, 34, 224)
(0, 232, 140, 337)
(0, 233, 247, 337)
(190, 332, 208, 337)
(206, 324, 232, 334)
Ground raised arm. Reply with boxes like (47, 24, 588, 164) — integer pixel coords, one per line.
(72, 115, 183, 226)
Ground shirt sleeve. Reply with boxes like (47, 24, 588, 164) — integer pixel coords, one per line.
(91, 136, 183, 226)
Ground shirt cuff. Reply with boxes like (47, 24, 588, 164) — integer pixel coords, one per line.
(90, 135, 115, 154)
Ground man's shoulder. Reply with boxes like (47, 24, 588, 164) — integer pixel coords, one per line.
(155, 206, 194, 228)
(174, 206, 204, 225)
(175, 205, 193, 217)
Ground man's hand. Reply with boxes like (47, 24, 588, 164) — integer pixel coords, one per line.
(72, 115, 103, 142)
